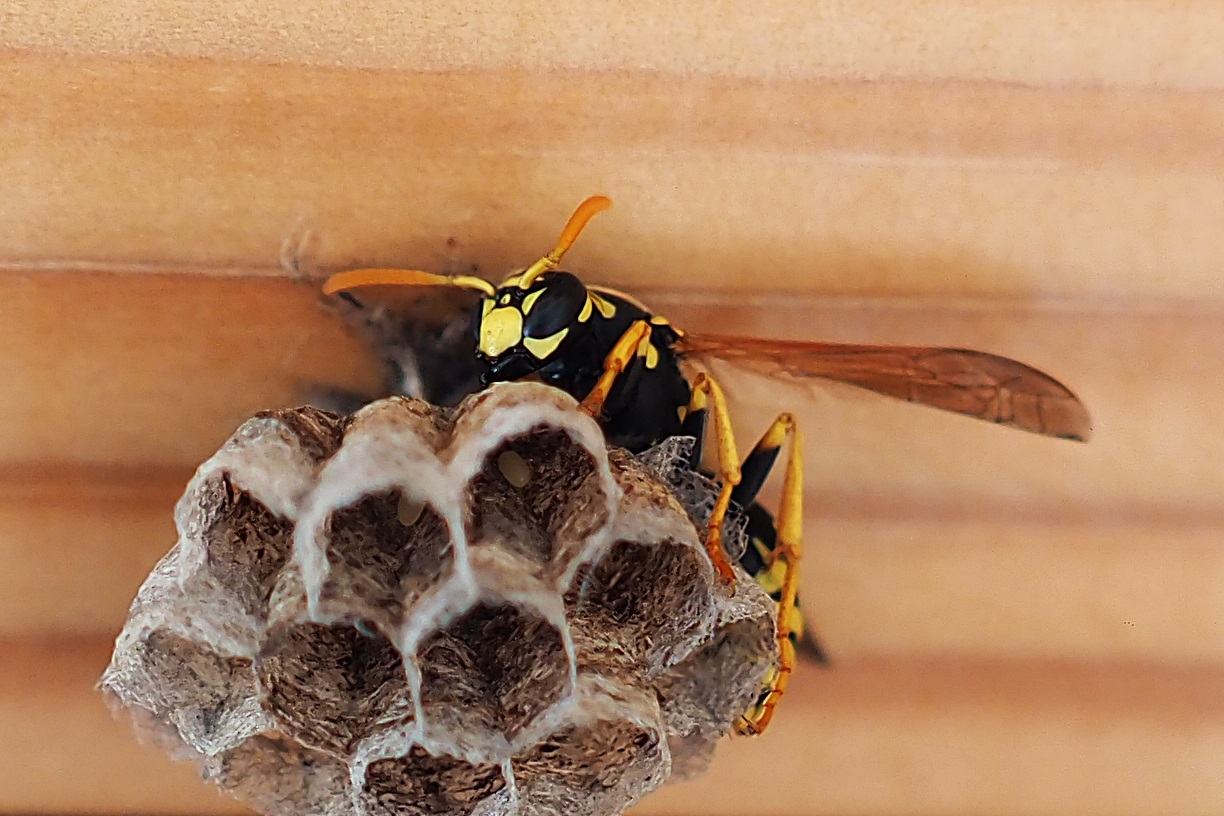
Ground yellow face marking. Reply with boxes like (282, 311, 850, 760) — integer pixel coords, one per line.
(590, 293, 616, 319)
(645, 342, 660, 369)
(499, 293, 511, 305)
(521, 288, 545, 315)
(479, 306, 524, 357)
(649, 315, 670, 326)
(481, 298, 494, 318)
(577, 296, 594, 323)
(523, 327, 569, 360)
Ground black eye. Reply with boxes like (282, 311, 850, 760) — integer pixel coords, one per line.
(520, 272, 587, 338)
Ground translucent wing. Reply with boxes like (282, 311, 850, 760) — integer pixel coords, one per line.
(675, 334, 1092, 442)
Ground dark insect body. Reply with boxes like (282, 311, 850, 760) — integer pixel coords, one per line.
(323, 195, 1091, 735)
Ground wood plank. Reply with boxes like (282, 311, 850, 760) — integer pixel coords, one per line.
(4, 1, 1224, 89)
(4, 637, 1221, 816)
(3, 51, 1224, 299)
(1, 269, 1217, 516)
(4, 465, 1222, 665)
(0, 270, 382, 466)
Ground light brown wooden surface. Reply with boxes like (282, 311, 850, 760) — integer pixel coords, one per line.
(1, 3, 1220, 814)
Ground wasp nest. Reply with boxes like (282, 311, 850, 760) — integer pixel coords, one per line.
(103, 382, 778, 816)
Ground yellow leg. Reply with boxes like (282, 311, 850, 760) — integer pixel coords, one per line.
(734, 414, 803, 736)
(687, 373, 744, 585)
(579, 320, 652, 417)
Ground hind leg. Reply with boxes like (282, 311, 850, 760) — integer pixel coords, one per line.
(733, 413, 803, 736)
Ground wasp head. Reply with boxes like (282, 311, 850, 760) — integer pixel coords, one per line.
(477, 271, 591, 383)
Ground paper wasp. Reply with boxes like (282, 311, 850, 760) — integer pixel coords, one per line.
(323, 196, 1092, 736)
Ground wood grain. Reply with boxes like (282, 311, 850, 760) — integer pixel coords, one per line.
(4, 0, 1224, 89)
(2, 51, 1224, 299)
(4, 637, 1222, 816)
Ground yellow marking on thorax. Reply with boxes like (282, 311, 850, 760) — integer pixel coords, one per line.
(523, 327, 569, 360)
(589, 293, 617, 319)
(577, 296, 594, 323)
(521, 288, 545, 314)
(645, 342, 660, 369)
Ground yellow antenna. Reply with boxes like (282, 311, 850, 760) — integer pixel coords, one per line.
(322, 268, 496, 297)
(519, 195, 612, 289)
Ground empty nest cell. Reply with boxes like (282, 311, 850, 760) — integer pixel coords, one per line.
(258, 622, 413, 757)
(188, 474, 296, 619)
(512, 719, 666, 816)
(416, 602, 571, 752)
(359, 747, 507, 816)
(204, 734, 356, 816)
(567, 538, 714, 673)
(131, 629, 261, 756)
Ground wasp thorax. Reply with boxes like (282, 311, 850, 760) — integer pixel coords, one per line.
(479, 272, 590, 368)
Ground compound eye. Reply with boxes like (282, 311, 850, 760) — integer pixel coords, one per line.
(520, 272, 587, 339)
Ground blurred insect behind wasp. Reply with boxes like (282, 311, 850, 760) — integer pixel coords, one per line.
(323, 196, 1092, 736)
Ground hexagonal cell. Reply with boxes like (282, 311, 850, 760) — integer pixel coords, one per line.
(416, 602, 571, 754)
(314, 487, 454, 630)
(654, 615, 775, 740)
(512, 718, 667, 816)
(130, 629, 263, 756)
(202, 734, 355, 816)
(258, 622, 413, 757)
(465, 428, 610, 576)
(566, 538, 714, 673)
(357, 746, 507, 816)
(247, 405, 349, 465)
(185, 473, 296, 618)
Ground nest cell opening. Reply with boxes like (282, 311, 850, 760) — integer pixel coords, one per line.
(135, 630, 258, 754)
(417, 602, 570, 746)
(193, 474, 295, 618)
(567, 539, 712, 671)
(359, 746, 507, 816)
(204, 734, 355, 816)
(512, 719, 663, 800)
(654, 615, 775, 740)
(257, 622, 413, 757)
(465, 428, 608, 572)
(319, 487, 453, 627)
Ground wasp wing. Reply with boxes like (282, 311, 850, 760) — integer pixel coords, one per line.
(675, 334, 1091, 442)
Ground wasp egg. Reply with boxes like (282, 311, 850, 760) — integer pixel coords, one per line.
(497, 449, 532, 488)
(396, 493, 425, 526)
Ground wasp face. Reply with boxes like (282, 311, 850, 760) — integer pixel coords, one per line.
(478, 271, 590, 382)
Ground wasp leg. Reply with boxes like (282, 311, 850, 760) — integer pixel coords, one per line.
(579, 320, 652, 417)
(721, 421, 831, 668)
(734, 413, 803, 736)
(684, 372, 745, 585)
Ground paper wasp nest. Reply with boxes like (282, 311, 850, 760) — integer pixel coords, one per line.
(103, 382, 778, 816)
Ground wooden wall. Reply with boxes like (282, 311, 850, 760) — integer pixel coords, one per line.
(1, 3, 1221, 814)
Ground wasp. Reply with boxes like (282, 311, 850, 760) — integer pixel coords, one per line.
(322, 196, 1092, 736)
